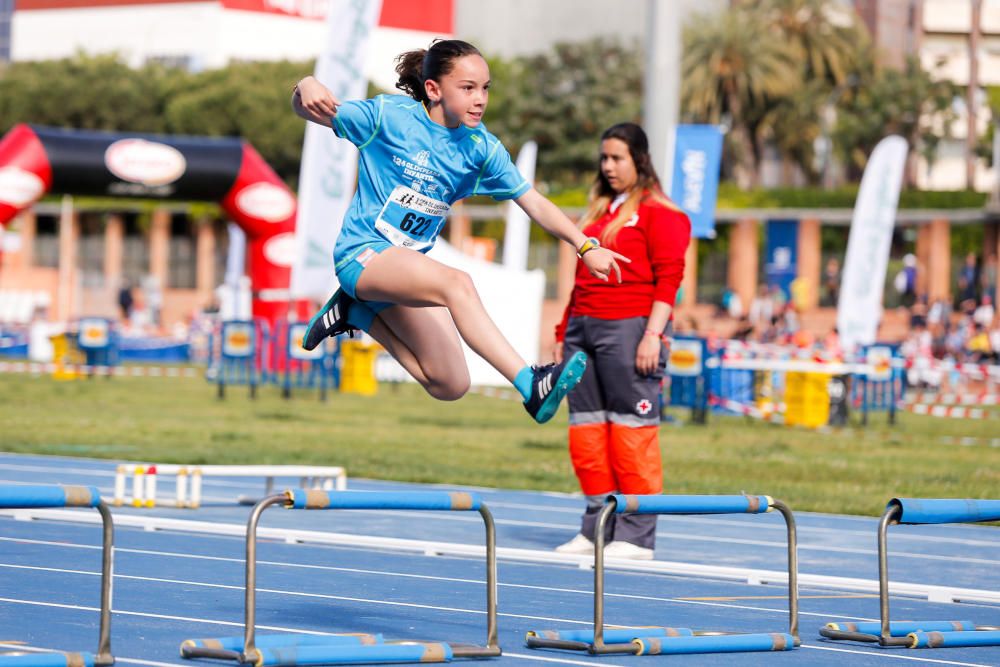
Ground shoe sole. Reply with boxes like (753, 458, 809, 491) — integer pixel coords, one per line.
(302, 290, 342, 351)
(534, 351, 587, 424)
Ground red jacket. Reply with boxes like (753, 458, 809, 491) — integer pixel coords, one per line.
(556, 193, 690, 342)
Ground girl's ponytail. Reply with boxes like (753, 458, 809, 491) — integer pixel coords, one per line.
(395, 49, 429, 103)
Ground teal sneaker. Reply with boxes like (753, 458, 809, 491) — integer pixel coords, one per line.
(302, 288, 357, 351)
(523, 351, 587, 424)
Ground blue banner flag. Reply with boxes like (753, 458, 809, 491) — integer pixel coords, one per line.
(765, 220, 799, 300)
(669, 125, 723, 239)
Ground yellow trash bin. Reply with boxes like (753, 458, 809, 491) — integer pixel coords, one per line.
(50, 333, 81, 381)
(785, 371, 830, 428)
(339, 340, 378, 396)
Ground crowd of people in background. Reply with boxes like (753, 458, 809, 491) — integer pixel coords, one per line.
(901, 252, 999, 372)
(694, 250, 1000, 374)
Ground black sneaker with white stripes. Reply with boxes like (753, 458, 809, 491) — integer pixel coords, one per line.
(302, 288, 358, 351)
(523, 351, 588, 424)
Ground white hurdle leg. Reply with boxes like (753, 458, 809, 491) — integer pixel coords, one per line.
(189, 469, 202, 508)
(132, 466, 145, 508)
(144, 465, 157, 508)
(114, 465, 126, 506)
(336, 469, 347, 491)
(175, 467, 188, 508)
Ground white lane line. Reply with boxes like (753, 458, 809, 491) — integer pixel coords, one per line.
(5, 509, 1000, 604)
(0, 561, 880, 623)
(0, 596, 332, 635)
(801, 643, 994, 666)
(6, 532, 999, 603)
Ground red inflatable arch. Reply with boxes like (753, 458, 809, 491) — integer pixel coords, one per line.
(0, 124, 302, 323)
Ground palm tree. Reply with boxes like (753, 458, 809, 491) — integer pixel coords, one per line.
(758, 0, 870, 88)
(682, 8, 799, 189)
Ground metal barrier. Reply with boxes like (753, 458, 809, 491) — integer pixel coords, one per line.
(850, 344, 903, 425)
(76, 318, 119, 375)
(179, 490, 499, 665)
(526, 494, 799, 656)
(207, 319, 340, 400)
(664, 336, 709, 424)
(0, 485, 114, 667)
(821, 498, 1000, 649)
(210, 319, 264, 399)
(277, 322, 339, 400)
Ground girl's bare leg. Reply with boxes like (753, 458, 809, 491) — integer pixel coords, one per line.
(355, 247, 525, 381)
(366, 305, 470, 400)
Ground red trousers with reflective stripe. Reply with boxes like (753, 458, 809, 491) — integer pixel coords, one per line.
(569, 423, 661, 496)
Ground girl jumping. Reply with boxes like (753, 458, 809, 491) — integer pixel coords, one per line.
(294, 39, 628, 423)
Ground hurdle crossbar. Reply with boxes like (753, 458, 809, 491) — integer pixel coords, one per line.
(820, 497, 1000, 649)
(113, 464, 347, 508)
(526, 493, 799, 656)
(0, 485, 114, 667)
(179, 489, 499, 666)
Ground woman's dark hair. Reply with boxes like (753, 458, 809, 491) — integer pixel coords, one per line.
(594, 122, 661, 199)
(395, 39, 482, 104)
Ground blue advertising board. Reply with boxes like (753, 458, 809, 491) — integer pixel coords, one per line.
(670, 124, 724, 239)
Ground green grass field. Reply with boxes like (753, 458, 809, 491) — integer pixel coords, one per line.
(0, 371, 997, 517)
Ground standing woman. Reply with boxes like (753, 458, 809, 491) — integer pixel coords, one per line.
(292, 40, 627, 423)
(553, 123, 690, 559)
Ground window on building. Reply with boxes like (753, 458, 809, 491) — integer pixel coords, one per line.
(169, 212, 196, 289)
(32, 215, 59, 268)
(78, 213, 106, 289)
(214, 220, 230, 288)
(0, 0, 12, 63)
(122, 212, 150, 288)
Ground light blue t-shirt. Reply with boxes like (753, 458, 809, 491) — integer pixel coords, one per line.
(331, 94, 529, 262)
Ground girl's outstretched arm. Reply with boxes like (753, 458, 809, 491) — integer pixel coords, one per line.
(515, 187, 629, 283)
(291, 76, 340, 128)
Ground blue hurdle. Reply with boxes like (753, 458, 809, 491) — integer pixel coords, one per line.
(526, 494, 799, 656)
(820, 498, 1000, 648)
(0, 485, 114, 667)
(179, 490, 499, 666)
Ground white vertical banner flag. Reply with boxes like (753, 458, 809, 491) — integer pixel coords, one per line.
(837, 135, 908, 353)
(502, 141, 537, 271)
(291, 0, 383, 300)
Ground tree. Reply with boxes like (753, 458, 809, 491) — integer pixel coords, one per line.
(482, 39, 643, 188)
(754, 0, 870, 184)
(757, 0, 868, 88)
(682, 7, 800, 188)
(833, 56, 957, 183)
(163, 60, 311, 185)
(0, 53, 181, 134)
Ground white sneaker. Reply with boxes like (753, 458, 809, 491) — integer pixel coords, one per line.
(603, 541, 655, 560)
(554, 533, 594, 555)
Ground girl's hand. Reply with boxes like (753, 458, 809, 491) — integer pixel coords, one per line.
(582, 247, 630, 283)
(553, 341, 564, 364)
(635, 331, 662, 375)
(295, 76, 340, 122)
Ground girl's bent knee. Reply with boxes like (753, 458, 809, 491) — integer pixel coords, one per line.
(443, 269, 477, 302)
(426, 377, 471, 401)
